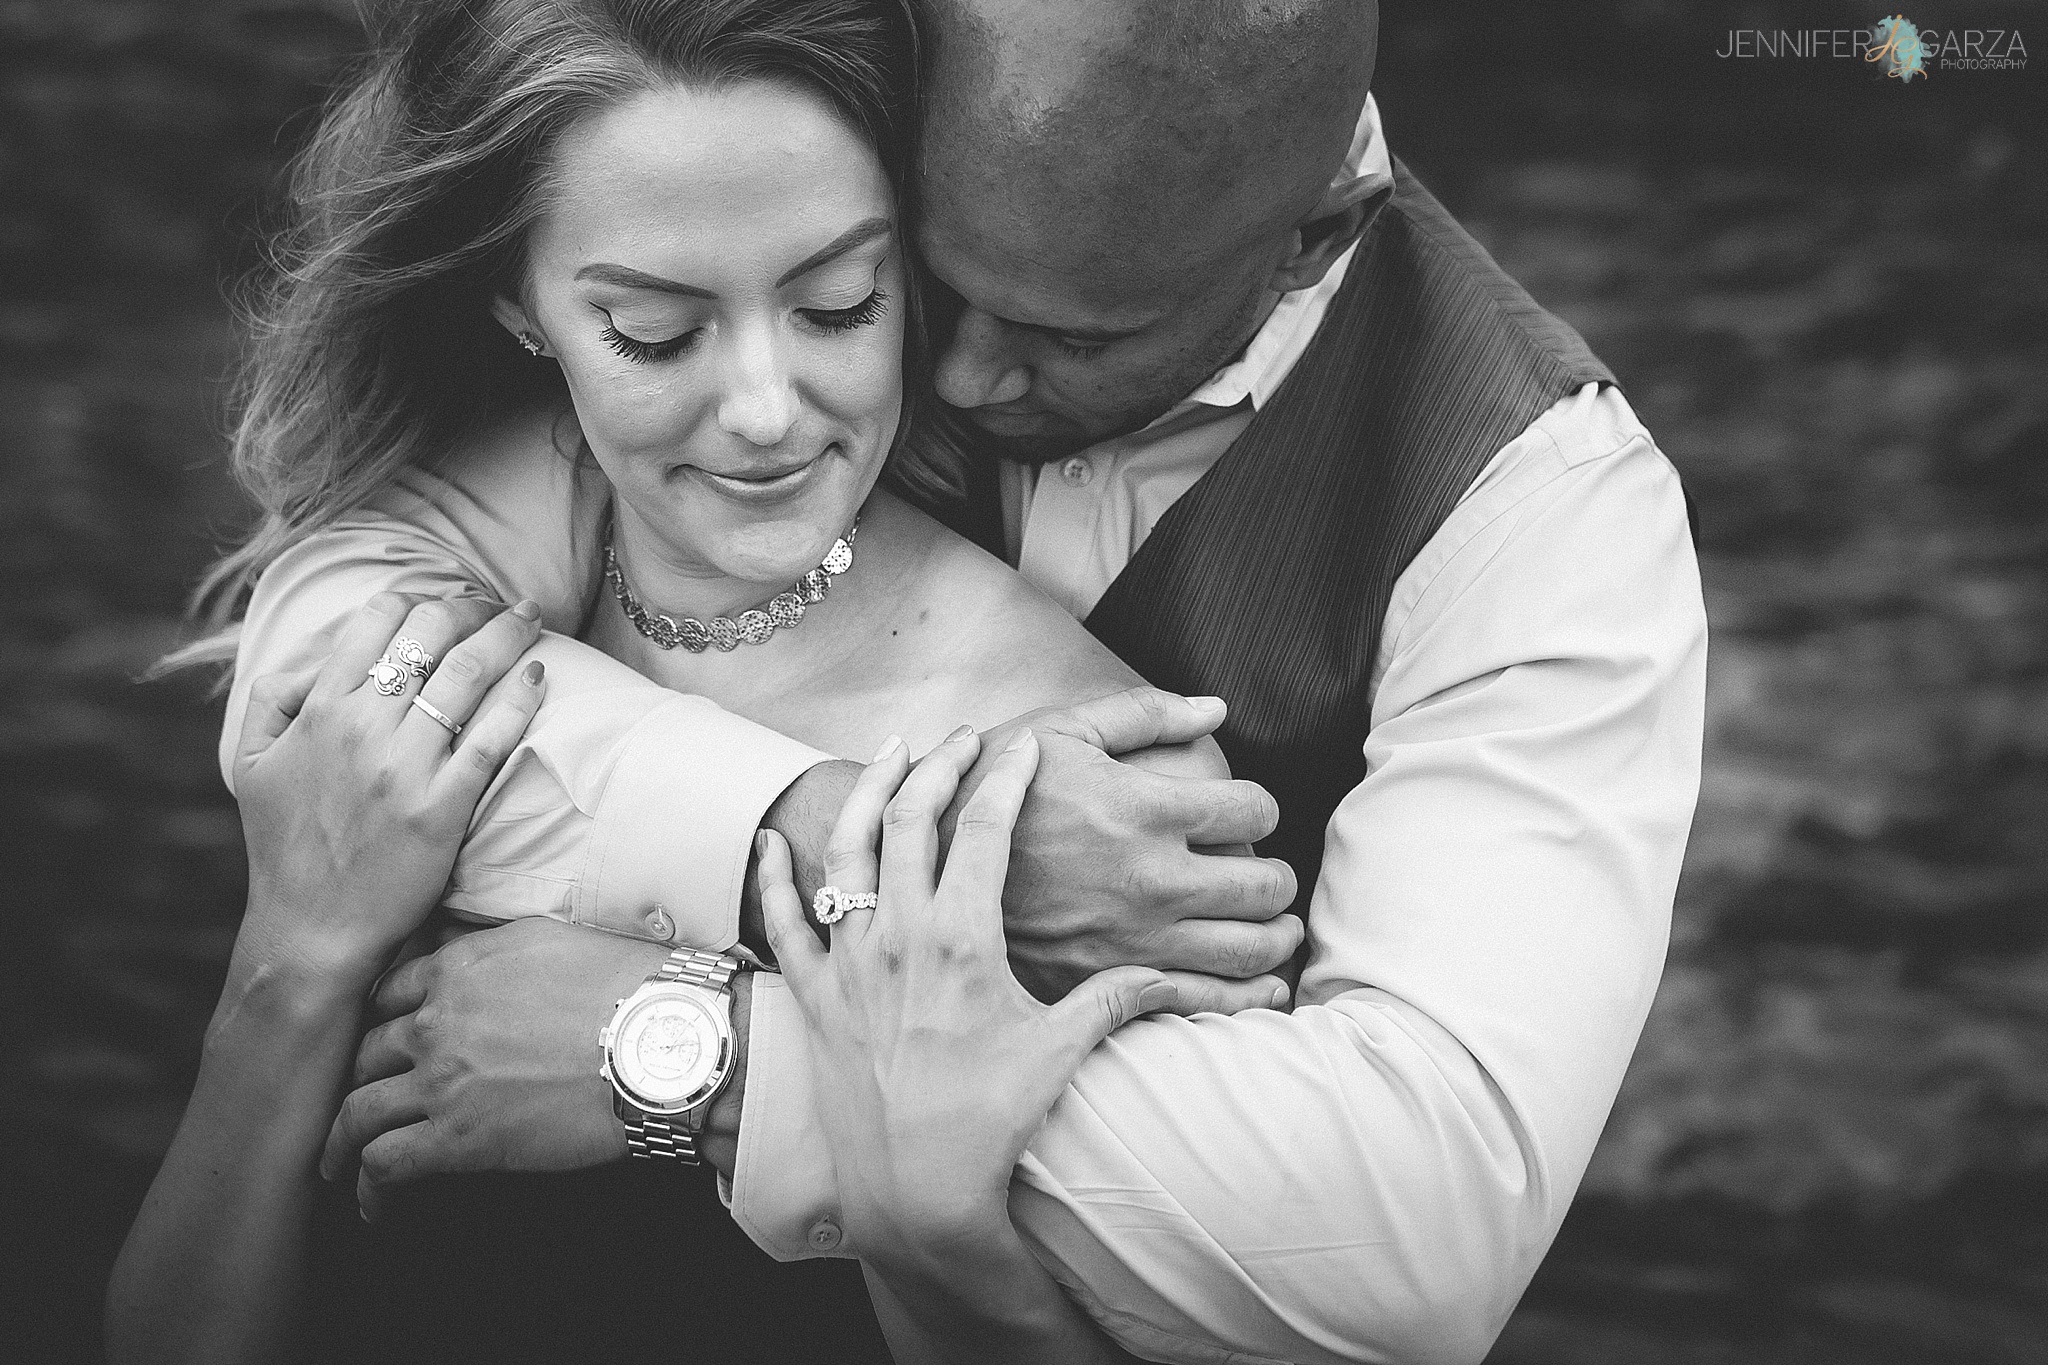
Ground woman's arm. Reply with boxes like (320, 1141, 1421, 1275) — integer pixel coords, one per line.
(756, 732, 1176, 1364)
(106, 594, 548, 1365)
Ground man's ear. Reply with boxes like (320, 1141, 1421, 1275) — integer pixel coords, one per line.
(489, 295, 546, 353)
(1270, 177, 1395, 295)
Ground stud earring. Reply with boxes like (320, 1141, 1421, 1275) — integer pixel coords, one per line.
(517, 331, 544, 356)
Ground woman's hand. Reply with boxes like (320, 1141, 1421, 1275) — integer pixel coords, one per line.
(758, 728, 1180, 1258)
(232, 591, 548, 983)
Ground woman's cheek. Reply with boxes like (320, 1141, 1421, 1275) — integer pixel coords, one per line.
(811, 324, 904, 450)
(564, 360, 704, 463)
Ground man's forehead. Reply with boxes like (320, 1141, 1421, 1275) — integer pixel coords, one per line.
(915, 191, 1203, 335)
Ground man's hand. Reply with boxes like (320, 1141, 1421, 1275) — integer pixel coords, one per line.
(953, 689, 1300, 1012)
(321, 918, 689, 1218)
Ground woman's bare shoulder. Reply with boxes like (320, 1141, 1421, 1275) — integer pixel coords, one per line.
(864, 491, 1142, 721)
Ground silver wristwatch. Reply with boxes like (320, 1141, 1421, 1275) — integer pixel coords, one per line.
(598, 948, 742, 1164)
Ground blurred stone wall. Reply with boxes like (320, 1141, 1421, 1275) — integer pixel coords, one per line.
(2, 2, 2042, 1362)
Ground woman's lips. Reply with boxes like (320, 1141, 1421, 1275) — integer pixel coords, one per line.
(686, 450, 830, 503)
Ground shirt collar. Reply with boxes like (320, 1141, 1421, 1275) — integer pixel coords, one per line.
(1181, 93, 1391, 415)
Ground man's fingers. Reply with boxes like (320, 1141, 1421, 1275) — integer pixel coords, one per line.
(369, 954, 434, 1026)
(1149, 970, 1293, 1017)
(1045, 687, 1227, 756)
(1046, 966, 1180, 1066)
(430, 657, 547, 809)
(757, 829, 826, 975)
(320, 1075, 424, 1182)
(1142, 774, 1282, 847)
(352, 1017, 415, 1088)
(1155, 913, 1306, 980)
(935, 730, 1039, 925)
(231, 666, 318, 775)
(876, 729, 980, 916)
(1138, 846, 1298, 922)
(356, 1121, 452, 1223)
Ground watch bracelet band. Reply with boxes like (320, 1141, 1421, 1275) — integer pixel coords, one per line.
(652, 946, 740, 992)
(620, 948, 742, 1164)
(622, 1111, 697, 1162)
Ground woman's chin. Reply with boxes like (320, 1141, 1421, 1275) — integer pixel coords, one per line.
(705, 513, 857, 588)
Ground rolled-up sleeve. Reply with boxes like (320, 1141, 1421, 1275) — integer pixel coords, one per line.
(728, 386, 1706, 1364)
(221, 428, 827, 949)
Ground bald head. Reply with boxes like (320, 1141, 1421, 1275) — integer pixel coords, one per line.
(915, 0, 1381, 460)
(923, 0, 1376, 293)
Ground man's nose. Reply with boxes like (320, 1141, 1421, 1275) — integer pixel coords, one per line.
(716, 328, 797, 447)
(932, 307, 1030, 410)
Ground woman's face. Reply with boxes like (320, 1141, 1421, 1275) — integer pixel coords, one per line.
(510, 79, 904, 589)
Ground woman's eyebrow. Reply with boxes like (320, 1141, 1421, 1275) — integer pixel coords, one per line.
(775, 216, 892, 287)
(573, 263, 714, 297)
(572, 217, 891, 298)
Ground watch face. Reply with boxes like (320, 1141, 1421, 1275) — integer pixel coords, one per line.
(614, 990, 723, 1108)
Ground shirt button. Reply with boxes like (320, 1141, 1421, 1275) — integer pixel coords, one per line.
(1060, 456, 1093, 487)
(807, 1217, 843, 1252)
(645, 905, 673, 940)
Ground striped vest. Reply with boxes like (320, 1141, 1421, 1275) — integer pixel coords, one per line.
(952, 162, 1615, 914)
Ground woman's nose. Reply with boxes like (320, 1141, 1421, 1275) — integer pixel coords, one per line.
(717, 332, 798, 447)
(932, 307, 1030, 411)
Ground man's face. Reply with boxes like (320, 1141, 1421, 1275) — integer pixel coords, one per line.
(917, 181, 1278, 465)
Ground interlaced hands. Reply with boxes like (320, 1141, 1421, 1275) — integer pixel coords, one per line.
(757, 727, 1184, 1255)
(942, 688, 1304, 1014)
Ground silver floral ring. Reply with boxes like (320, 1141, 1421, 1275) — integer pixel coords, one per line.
(390, 636, 436, 677)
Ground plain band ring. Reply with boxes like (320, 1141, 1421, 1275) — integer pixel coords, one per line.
(411, 694, 463, 739)
(812, 886, 877, 926)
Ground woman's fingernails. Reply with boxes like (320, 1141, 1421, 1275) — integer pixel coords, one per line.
(1270, 982, 1291, 1008)
(944, 723, 974, 743)
(872, 735, 905, 764)
(511, 598, 541, 621)
(522, 659, 545, 685)
(1189, 695, 1226, 719)
(754, 830, 770, 860)
(1005, 728, 1038, 754)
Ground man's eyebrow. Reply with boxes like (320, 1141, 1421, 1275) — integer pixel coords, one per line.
(775, 216, 893, 286)
(572, 263, 715, 298)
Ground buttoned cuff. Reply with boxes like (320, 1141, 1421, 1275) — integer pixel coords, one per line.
(727, 971, 853, 1261)
(573, 695, 828, 950)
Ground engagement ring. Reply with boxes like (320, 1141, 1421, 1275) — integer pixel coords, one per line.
(812, 886, 878, 925)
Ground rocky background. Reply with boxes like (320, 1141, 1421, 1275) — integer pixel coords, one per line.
(2, 2, 2042, 1361)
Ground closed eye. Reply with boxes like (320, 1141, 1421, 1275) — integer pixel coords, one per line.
(799, 289, 890, 334)
(600, 313, 697, 364)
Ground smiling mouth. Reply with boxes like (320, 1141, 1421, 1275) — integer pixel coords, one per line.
(686, 449, 830, 497)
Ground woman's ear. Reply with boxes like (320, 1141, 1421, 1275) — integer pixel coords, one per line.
(489, 295, 548, 355)
(1269, 178, 1395, 295)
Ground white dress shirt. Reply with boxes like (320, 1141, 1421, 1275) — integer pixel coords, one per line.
(221, 94, 1705, 1364)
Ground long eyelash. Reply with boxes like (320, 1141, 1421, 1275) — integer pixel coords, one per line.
(601, 322, 694, 365)
(803, 289, 890, 333)
(1056, 338, 1109, 361)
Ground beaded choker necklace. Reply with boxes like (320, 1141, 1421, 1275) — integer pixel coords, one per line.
(604, 516, 860, 652)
